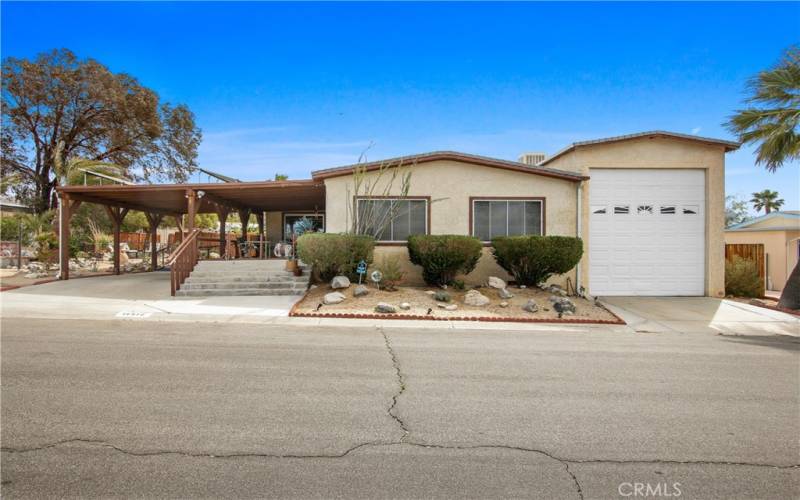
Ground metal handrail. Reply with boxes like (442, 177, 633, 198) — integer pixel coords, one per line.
(167, 229, 201, 296)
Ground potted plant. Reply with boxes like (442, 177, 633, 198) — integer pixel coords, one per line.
(286, 217, 314, 275)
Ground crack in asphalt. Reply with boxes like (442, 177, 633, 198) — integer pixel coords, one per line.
(379, 327, 410, 442)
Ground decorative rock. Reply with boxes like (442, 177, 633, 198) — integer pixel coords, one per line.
(464, 289, 491, 307)
(522, 299, 539, 313)
(437, 303, 458, 311)
(433, 290, 451, 302)
(399, 302, 411, 310)
(425, 290, 436, 295)
(498, 288, 514, 299)
(331, 276, 351, 289)
(488, 276, 506, 289)
(27, 262, 45, 272)
(374, 302, 397, 314)
(519, 285, 527, 289)
(323, 291, 346, 305)
(499, 301, 509, 308)
(548, 284, 568, 296)
(552, 297, 576, 316)
(353, 285, 369, 297)
(209, 251, 221, 259)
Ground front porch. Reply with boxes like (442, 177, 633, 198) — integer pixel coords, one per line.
(56, 179, 325, 293)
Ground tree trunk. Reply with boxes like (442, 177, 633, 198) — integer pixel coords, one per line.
(777, 260, 800, 310)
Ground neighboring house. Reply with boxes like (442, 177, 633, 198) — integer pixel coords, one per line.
(0, 196, 33, 216)
(57, 130, 740, 297)
(725, 211, 800, 292)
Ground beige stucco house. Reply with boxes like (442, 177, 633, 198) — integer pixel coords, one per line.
(725, 211, 800, 292)
(57, 130, 740, 298)
(310, 131, 740, 297)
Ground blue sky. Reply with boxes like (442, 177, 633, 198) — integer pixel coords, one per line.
(3, 2, 799, 212)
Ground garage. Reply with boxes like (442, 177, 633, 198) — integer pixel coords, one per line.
(588, 168, 706, 296)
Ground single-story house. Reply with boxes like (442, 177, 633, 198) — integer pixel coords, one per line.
(725, 211, 800, 291)
(57, 130, 739, 297)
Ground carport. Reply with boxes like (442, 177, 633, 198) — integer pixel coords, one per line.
(56, 180, 326, 280)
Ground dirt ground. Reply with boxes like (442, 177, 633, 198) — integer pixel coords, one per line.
(294, 284, 621, 322)
(730, 296, 800, 316)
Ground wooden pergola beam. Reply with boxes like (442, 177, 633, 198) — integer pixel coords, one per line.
(145, 212, 164, 270)
(65, 192, 174, 216)
(58, 194, 82, 280)
(103, 206, 129, 275)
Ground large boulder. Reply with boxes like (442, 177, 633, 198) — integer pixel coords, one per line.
(552, 297, 576, 316)
(331, 276, 351, 289)
(353, 285, 369, 297)
(464, 289, 490, 307)
(374, 303, 397, 314)
(323, 292, 346, 305)
(522, 299, 539, 313)
(488, 276, 506, 289)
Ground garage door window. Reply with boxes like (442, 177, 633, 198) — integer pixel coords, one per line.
(472, 199, 543, 241)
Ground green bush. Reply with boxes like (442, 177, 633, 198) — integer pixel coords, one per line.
(0, 215, 33, 246)
(491, 236, 583, 286)
(407, 235, 482, 286)
(374, 255, 405, 291)
(296, 233, 375, 282)
(34, 232, 58, 264)
(725, 256, 763, 298)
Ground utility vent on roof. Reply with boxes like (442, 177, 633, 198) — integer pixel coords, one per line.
(518, 152, 547, 166)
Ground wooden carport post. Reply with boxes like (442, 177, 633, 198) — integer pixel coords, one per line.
(145, 213, 164, 271)
(215, 204, 230, 258)
(104, 206, 129, 275)
(237, 208, 252, 258)
(185, 190, 198, 234)
(58, 193, 82, 280)
(257, 211, 265, 259)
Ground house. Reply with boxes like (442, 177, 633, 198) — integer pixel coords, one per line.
(725, 211, 800, 291)
(56, 130, 739, 297)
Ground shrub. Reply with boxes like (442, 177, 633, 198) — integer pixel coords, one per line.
(296, 233, 375, 282)
(725, 256, 762, 298)
(491, 236, 583, 286)
(34, 232, 58, 264)
(374, 255, 405, 291)
(407, 235, 482, 286)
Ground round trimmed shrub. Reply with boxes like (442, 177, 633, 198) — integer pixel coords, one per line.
(296, 233, 375, 282)
(491, 236, 583, 286)
(407, 234, 482, 286)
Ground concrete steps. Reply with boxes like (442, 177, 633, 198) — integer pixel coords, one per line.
(175, 259, 309, 297)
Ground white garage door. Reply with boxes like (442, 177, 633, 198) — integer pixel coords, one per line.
(589, 169, 705, 296)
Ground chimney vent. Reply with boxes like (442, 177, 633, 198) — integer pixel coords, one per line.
(518, 152, 546, 166)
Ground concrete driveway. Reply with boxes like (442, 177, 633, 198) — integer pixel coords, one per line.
(602, 296, 799, 336)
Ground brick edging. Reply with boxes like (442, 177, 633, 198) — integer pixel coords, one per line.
(288, 293, 626, 325)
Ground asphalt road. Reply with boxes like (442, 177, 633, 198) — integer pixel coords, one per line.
(1, 317, 798, 499)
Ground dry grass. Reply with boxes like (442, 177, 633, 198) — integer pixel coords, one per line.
(294, 284, 620, 322)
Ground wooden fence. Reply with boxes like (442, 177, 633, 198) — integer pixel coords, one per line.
(725, 243, 766, 293)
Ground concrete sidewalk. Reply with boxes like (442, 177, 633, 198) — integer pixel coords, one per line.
(2, 272, 798, 335)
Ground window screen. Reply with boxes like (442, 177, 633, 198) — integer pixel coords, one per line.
(357, 199, 427, 241)
(473, 200, 542, 241)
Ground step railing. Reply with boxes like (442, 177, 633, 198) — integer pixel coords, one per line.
(167, 229, 201, 296)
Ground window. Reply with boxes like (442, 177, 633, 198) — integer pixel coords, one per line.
(472, 199, 542, 241)
(356, 198, 427, 242)
(283, 213, 325, 240)
(683, 205, 698, 215)
(660, 205, 676, 215)
(591, 205, 607, 215)
(637, 205, 653, 215)
(614, 205, 630, 215)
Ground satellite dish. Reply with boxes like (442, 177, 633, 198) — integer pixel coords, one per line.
(370, 270, 383, 283)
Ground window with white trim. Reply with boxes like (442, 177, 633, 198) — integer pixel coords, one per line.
(356, 198, 427, 242)
(472, 199, 543, 241)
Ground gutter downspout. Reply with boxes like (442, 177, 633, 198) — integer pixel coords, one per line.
(576, 181, 582, 295)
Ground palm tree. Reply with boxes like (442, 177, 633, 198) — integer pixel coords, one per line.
(750, 190, 785, 214)
(727, 46, 800, 309)
(52, 141, 128, 188)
